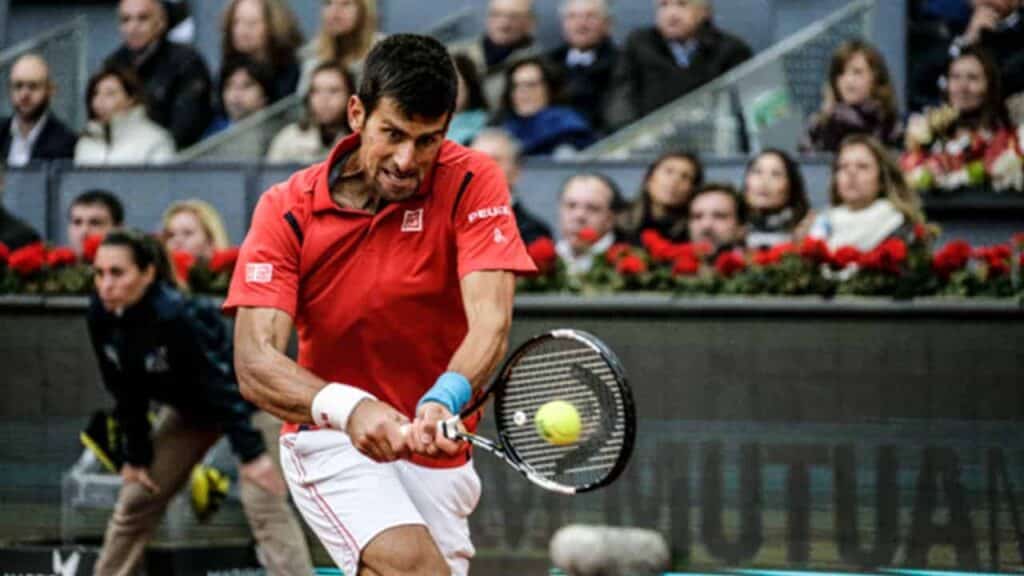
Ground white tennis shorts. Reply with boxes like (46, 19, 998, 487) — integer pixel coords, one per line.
(280, 428, 481, 576)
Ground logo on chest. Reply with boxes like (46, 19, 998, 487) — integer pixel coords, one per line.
(401, 208, 424, 232)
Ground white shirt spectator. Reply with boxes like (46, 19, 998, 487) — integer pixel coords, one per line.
(7, 113, 48, 167)
(74, 105, 175, 166)
(556, 231, 614, 276)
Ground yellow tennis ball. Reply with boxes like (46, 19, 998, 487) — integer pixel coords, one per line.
(535, 400, 581, 446)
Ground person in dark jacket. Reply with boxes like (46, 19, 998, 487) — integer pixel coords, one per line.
(0, 54, 77, 166)
(606, 0, 751, 129)
(87, 229, 312, 575)
(105, 0, 214, 148)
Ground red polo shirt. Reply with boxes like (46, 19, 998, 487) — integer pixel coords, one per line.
(224, 134, 536, 467)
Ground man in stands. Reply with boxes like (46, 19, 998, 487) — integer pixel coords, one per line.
(607, 0, 751, 128)
(105, 0, 213, 148)
(0, 54, 77, 167)
(547, 0, 618, 133)
(556, 172, 622, 275)
(687, 182, 747, 255)
(67, 190, 124, 256)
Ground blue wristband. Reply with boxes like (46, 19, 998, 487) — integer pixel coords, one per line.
(417, 371, 472, 415)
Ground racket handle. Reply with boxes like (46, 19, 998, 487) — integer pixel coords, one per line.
(440, 416, 462, 441)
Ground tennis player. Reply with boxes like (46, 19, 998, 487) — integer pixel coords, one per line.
(225, 34, 536, 575)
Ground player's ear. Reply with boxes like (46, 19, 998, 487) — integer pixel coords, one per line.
(348, 95, 366, 132)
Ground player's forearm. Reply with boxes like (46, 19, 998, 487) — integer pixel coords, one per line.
(448, 310, 510, 389)
(235, 337, 323, 424)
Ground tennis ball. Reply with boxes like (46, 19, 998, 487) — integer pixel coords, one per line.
(535, 400, 581, 446)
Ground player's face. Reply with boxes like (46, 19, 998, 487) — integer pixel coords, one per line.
(165, 210, 214, 259)
(68, 204, 116, 255)
(835, 142, 881, 210)
(93, 245, 156, 312)
(744, 153, 790, 211)
(350, 96, 449, 202)
(646, 156, 697, 212)
(688, 191, 741, 249)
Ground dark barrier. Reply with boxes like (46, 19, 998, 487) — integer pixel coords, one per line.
(1, 295, 1022, 571)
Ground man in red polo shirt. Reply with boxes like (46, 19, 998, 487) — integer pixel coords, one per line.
(225, 34, 535, 575)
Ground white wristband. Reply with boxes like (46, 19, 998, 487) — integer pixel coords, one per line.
(311, 383, 376, 432)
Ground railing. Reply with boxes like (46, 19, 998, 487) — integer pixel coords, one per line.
(0, 17, 88, 131)
(580, 0, 876, 159)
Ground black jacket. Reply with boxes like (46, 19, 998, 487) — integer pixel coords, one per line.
(0, 114, 77, 164)
(514, 200, 552, 245)
(0, 206, 41, 249)
(547, 38, 619, 133)
(87, 283, 264, 467)
(106, 38, 213, 149)
(607, 23, 752, 128)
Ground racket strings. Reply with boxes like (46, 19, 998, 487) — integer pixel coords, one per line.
(496, 337, 629, 489)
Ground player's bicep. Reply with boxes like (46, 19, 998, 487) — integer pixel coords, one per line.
(459, 270, 515, 334)
(233, 307, 293, 402)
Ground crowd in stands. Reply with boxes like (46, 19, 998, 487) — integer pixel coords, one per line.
(0, 0, 1022, 285)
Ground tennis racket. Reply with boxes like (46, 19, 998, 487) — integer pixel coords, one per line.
(443, 329, 635, 495)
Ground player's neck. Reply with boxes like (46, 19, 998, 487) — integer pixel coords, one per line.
(330, 147, 383, 213)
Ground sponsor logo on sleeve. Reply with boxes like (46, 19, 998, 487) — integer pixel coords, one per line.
(245, 263, 274, 284)
(468, 205, 511, 224)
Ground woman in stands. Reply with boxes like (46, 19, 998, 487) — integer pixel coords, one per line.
(447, 53, 491, 146)
(809, 135, 924, 252)
(87, 230, 311, 575)
(220, 0, 304, 104)
(161, 200, 230, 261)
(616, 151, 703, 244)
(75, 65, 175, 166)
(743, 149, 814, 249)
(300, 0, 381, 90)
(802, 40, 902, 153)
(498, 57, 596, 157)
(266, 61, 354, 164)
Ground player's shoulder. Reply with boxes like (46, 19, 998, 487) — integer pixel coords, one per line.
(257, 160, 324, 216)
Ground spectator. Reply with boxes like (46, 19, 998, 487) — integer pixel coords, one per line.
(547, 0, 619, 133)
(470, 128, 553, 244)
(162, 199, 230, 261)
(299, 0, 380, 91)
(105, 0, 214, 148)
(616, 150, 702, 244)
(0, 54, 77, 167)
(206, 56, 274, 138)
(220, 0, 304, 103)
(447, 53, 491, 146)
(68, 189, 125, 256)
(607, 0, 752, 129)
(76, 66, 175, 166)
(451, 0, 540, 109)
(498, 57, 596, 157)
(952, 0, 1023, 98)
(556, 172, 622, 275)
(812, 135, 924, 252)
(802, 40, 902, 153)
(744, 149, 813, 249)
(266, 62, 353, 164)
(687, 182, 747, 254)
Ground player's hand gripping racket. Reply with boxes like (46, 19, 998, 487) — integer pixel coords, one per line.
(443, 329, 635, 495)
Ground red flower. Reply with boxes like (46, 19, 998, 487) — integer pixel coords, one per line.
(605, 243, 634, 265)
(830, 246, 862, 268)
(0, 242, 8, 265)
(931, 240, 972, 278)
(752, 248, 780, 267)
(797, 237, 830, 264)
(913, 223, 929, 242)
(7, 242, 46, 277)
(989, 260, 1010, 277)
(672, 254, 700, 276)
(713, 251, 746, 277)
(209, 247, 241, 274)
(46, 246, 77, 269)
(615, 255, 647, 276)
(576, 227, 600, 245)
(525, 237, 558, 275)
(171, 251, 196, 284)
(859, 238, 907, 274)
(82, 234, 104, 264)
(692, 241, 714, 258)
(640, 229, 668, 253)
(974, 244, 1012, 276)
(1013, 232, 1024, 248)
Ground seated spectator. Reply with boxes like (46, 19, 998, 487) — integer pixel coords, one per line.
(616, 150, 702, 244)
(447, 53, 491, 146)
(162, 199, 230, 260)
(812, 135, 925, 252)
(687, 182, 747, 255)
(220, 0, 304, 103)
(744, 149, 814, 249)
(299, 0, 380, 91)
(951, 0, 1023, 98)
(75, 65, 176, 166)
(206, 56, 274, 138)
(470, 128, 552, 244)
(556, 172, 622, 275)
(68, 189, 125, 256)
(105, 0, 213, 148)
(498, 57, 596, 157)
(451, 0, 540, 109)
(546, 0, 619, 133)
(0, 54, 77, 167)
(902, 46, 1020, 191)
(802, 40, 902, 153)
(607, 0, 752, 129)
(266, 62, 353, 164)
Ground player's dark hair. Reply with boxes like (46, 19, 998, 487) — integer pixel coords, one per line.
(357, 34, 457, 121)
(101, 228, 180, 288)
(71, 189, 125, 225)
